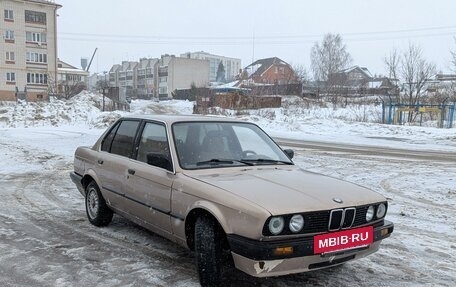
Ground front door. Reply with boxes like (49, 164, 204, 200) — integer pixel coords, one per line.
(124, 121, 174, 234)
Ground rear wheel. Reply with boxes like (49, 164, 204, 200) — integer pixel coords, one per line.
(194, 216, 225, 287)
(85, 181, 113, 227)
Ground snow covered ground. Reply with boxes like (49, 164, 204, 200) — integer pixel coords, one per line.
(0, 92, 455, 286)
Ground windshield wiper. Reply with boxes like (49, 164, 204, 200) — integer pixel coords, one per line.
(239, 158, 293, 165)
(196, 159, 254, 166)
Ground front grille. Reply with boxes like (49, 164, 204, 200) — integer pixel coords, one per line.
(262, 203, 386, 236)
(342, 208, 356, 229)
(353, 205, 369, 227)
(329, 209, 343, 230)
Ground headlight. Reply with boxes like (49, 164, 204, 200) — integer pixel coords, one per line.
(289, 215, 304, 233)
(376, 203, 386, 218)
(268, 216, 284, 235)
(366, 205, 375, 222)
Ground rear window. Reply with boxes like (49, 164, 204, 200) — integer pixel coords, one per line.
(105, 120, 140, 157)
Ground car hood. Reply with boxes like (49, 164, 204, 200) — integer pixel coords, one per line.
(184, 166, 385, 215)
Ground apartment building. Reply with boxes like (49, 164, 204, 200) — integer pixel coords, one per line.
(181, 51, 241, 83)
(57, 59, 89, 95)
(136, 57, 157, 98)
(1, 0, 61, 101)
(155, 55, 209, 99)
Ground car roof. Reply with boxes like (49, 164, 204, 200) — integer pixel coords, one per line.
(121, 114, 246, 124)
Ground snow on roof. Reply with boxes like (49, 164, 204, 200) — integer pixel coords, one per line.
(246, 64, 262, 77)
(58, 68, 89, 75)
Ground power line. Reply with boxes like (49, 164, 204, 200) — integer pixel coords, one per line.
(58, 30, 456, 46)
(58, 24, 456, 41)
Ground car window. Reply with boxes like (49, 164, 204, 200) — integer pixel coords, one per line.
(232, 125, 278, 159)
(173, 122, 291, 169)
(110, 120, 140, 157)
(101, 121, 120, 152)
(136, 122, 172, 171)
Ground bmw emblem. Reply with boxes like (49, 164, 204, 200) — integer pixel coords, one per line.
(333, 198, 343, 204)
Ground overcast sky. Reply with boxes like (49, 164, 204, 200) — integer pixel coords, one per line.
(57, 0, 456, 77)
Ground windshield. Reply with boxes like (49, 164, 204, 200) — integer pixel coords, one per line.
(172, 121, 293, 169)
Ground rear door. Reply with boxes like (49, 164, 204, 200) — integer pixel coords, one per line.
(124, 121, 174, 234)
(97, 119, 140, 209)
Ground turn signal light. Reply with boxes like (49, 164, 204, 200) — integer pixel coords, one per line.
(274, 246, 293, 256)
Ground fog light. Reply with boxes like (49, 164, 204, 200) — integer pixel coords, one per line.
(381, 229, 389, 236)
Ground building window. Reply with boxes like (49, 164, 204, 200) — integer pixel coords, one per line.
(5, 30, 14, 40)
(6, 72, 16, 82)
(26, 52, 47, 63)
(25, 10, 46, 24)
(4, 9, 13, 20)
(159, 87, 167, 94)
(26, 32, 47, 43)
(27, 72, 48, 84)
(159, 76, 167, 83)
(6, 52, 15, 61)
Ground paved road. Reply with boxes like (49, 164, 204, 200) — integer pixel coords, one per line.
(0, 132, 454, 287)
(275, 138, 456, 162)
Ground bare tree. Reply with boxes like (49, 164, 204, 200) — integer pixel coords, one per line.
(291, 64, 309, 84)
(384, 48, 400, 81)
(450, 37, 456, 73)
(399, 43, 436, 121)
(310, 33, 352, 82)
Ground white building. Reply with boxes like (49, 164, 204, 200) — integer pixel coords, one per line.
(155, 55, 209, 99)
(181, 51, 241, 83)
(0, 0, 61, 101)
(57, 59, 89, 95)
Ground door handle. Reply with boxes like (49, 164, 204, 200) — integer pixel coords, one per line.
(128, 168, 136, 175)
(97, 159, 104, 164)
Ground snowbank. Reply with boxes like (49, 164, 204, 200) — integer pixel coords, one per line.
(0, 91, 454, 152)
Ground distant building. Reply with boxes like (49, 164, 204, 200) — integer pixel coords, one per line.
(155, 55, 209, 100)
(181, 51, 241, 83)
(57, 59, 89, 95)
(136, 58, 157, 99)
(240, 57, 298, 86)
(0, 0, 62, 101)
(329, 66, 373, 87)
(326, 66, 398, 97)
(87, 72, 107, 91)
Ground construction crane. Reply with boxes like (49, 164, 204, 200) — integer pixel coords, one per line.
(86, 48, 98, 72)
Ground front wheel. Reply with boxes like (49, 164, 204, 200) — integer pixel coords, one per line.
(85, 181, 113, 227)
(195, 216, 225, 287)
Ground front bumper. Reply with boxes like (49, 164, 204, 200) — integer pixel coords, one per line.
(70, 171, 85, 196)
(227, 220, 393, 277)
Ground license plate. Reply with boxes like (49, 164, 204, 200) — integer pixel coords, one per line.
(314, 226, 373, 254)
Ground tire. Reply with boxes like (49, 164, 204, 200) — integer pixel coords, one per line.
(85, 181, 113, 227)
(195, 216, 224, 287)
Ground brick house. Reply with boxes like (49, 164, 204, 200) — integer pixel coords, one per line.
(239, 57, 297, 85)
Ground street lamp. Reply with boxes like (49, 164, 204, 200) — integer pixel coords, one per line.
(99, 86, 109, 112)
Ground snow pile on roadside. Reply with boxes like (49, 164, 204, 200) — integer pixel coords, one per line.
(0, 91, 195, 129)
(0, 91, 118, 128)
(1, 91, 454, 151)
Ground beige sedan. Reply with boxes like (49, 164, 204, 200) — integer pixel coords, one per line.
(70, 115, 393, 286)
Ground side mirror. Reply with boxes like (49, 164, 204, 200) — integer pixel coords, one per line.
(146, 152, 173, 171)
(283, 149, 294, 159)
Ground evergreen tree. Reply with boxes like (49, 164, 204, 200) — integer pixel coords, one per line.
(216, 61, 226, 83)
